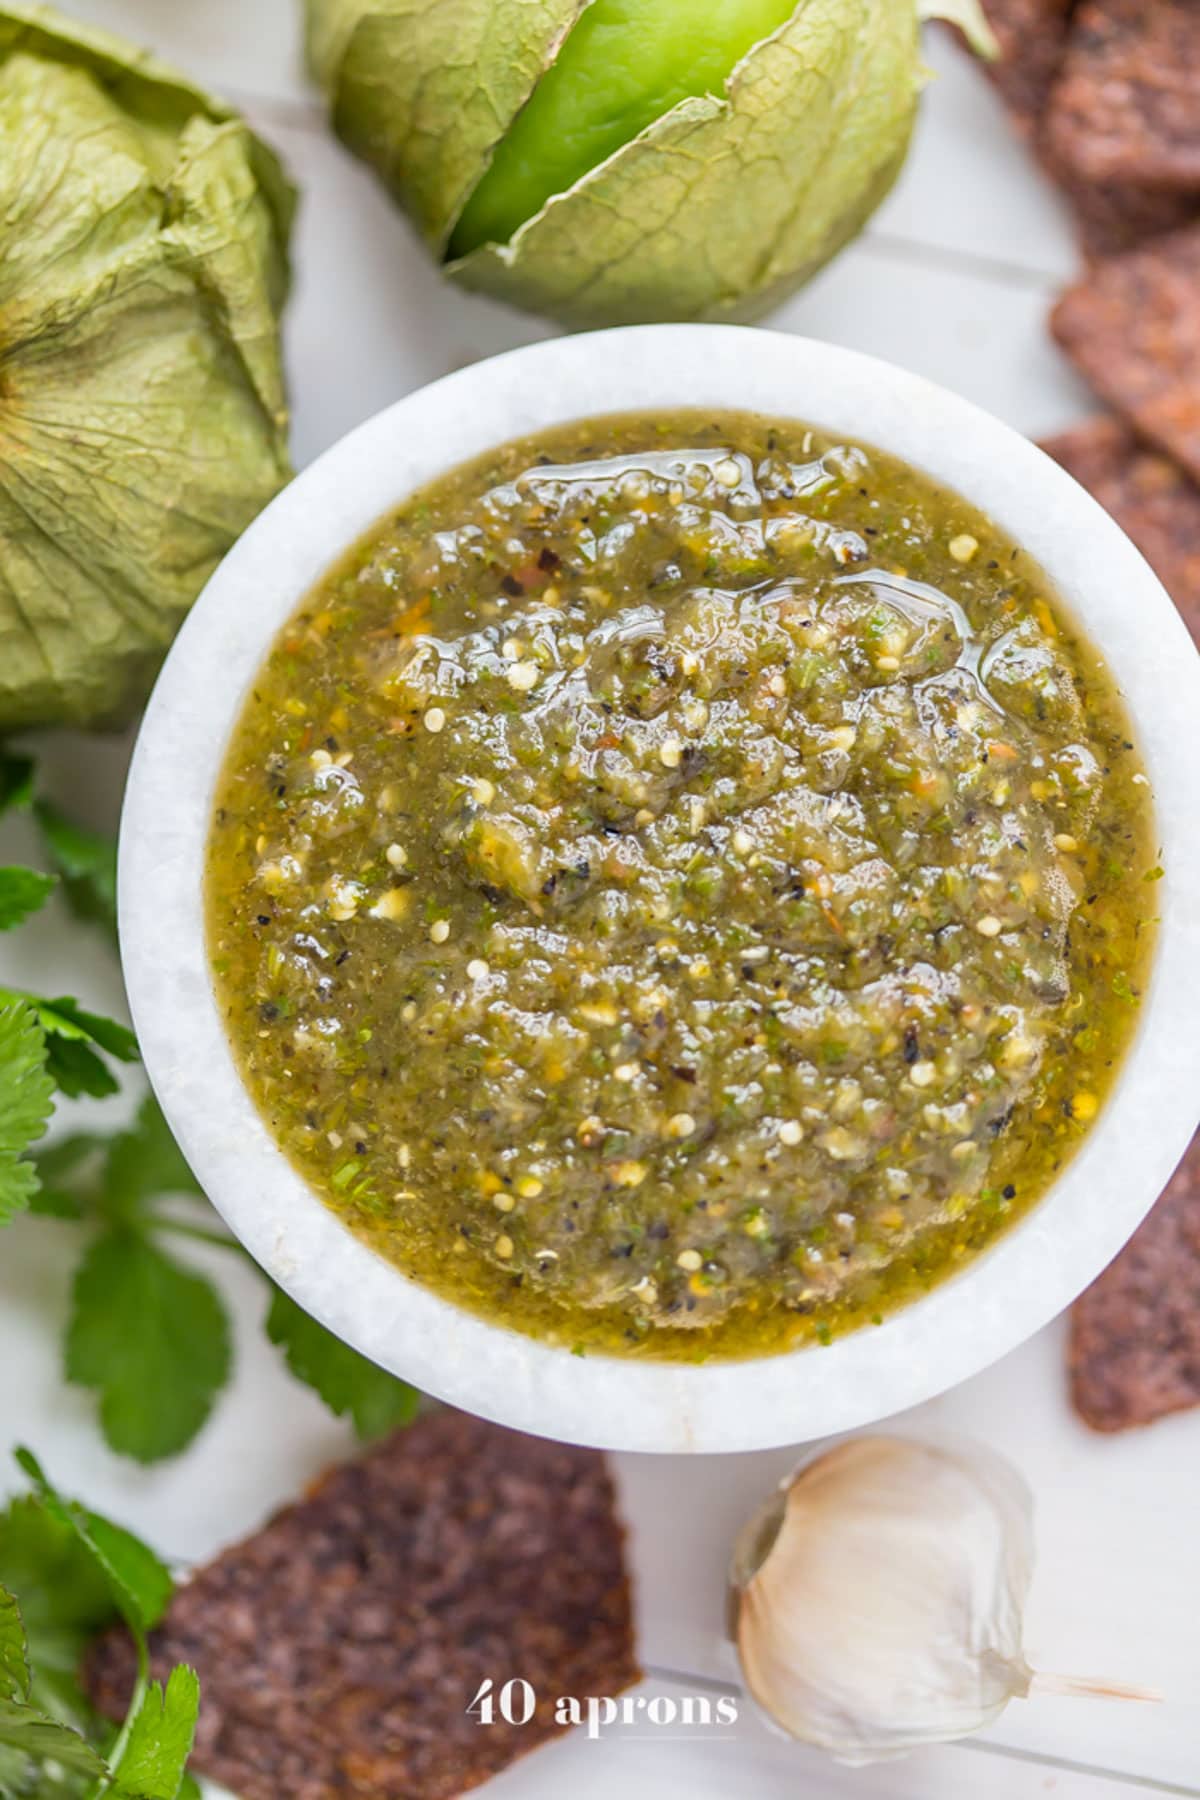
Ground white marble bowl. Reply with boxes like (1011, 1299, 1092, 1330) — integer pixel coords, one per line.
(120, 325, 1200, 1453)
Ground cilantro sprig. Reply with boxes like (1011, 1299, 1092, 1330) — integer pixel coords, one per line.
(0, 1006, 55, 1227)
(36, 1096, 419, 1462)
(1, 747, 419, 1463)
(0, 751, 135, 1220)
(31, 803, 118, 941)
(0, 1452, 197, 1800)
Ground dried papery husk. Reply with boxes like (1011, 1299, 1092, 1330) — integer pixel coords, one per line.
(918, 0, 998, 57)
(730, 1435, 1157, 1765)
(0, 2, 294, 729)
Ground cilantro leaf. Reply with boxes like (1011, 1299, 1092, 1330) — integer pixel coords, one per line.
(26, 1136, 106, 1222)
(1, 1466, 199, 1799)
(64, 1234, 232, 1463)
(33, 802, 117, 940)
(0, 1700, 106, 1778)
(27, 1103, 200, 1231)
(0, 996, 137, 1102)
(0, 870, 55, 933)
(0, 1003, 55, 1225)
(13, 1453, 173, 1638)
(109, 1665, 198, 1800)
(0, 1587, 30, 1704)
(100, 1098, 202, 1222)
(267, 1286, 419, 1439)
(0, 1498, 115, 1733)
(0, 755, 35, 816)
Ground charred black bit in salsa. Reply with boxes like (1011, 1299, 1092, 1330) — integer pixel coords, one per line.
(206, 411, 1158, 1359)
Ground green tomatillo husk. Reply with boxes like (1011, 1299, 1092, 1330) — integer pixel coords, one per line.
(305, 0, 994, 328)
(0, 3, 295, 730)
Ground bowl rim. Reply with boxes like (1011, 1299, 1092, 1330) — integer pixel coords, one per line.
(119, 323, 1200, 1454)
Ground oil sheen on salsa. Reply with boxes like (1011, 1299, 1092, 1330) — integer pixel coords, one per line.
(207, 412, 1157, 1359)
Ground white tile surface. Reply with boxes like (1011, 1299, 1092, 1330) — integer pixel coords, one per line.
(4, 5, 1198, 1797)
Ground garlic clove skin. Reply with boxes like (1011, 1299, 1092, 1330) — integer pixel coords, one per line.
(730, 1435, 1035, 1764)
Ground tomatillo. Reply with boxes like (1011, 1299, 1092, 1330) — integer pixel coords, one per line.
(307, 0, 993, 326)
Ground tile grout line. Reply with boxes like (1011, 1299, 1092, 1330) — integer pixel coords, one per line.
(863, 227, 1069, 294)
(643, 1664, 1200, 1796)
(958, 1735, 1200, 1799)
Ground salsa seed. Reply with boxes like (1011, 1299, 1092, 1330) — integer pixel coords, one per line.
(517, 1174, 544, 1198)
(909, 1061, 937, 1088)
(310, 748, 332, 767)
(473, 777, 496, 805)
(430, 919, 450, 943)
(494, 1192, 516, 1213)
(666, 1112, 696, 1138)
(495, 1234, 514, 1259)
(385, 842, 408, 868)
(975, 915, 1003, 938)
(777, 1120, 804, 1146)
(1054, 833, 1078, 852)
(467, 958, 490, 979)
(677, 1248, 703, 1271)
(949, 533, 979, 563)
(820, 1126, 862, 1161)
(732, 827, 754, 856)
(507, 660, 540, 691)
(613, 1062, 639, 1082)
(423, 707, 446, 733)
(613, 1160, 647, 1187)
(714, 458, 741, 488)
(659, 737, 683, 769)
(368, 888, 410, 922)
(829, 725, 857, 752)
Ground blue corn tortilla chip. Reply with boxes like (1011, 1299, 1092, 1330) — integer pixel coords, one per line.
(1051, 223, 1200, 483)
(1040, 415, 1200, 638)
(85, 1409, 640, 1800)
(1070, 1135, 1200, 1431)
(1046, 0, 1200, 191)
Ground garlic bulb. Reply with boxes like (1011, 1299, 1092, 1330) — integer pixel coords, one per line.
(730, 1435, 1035, 1763)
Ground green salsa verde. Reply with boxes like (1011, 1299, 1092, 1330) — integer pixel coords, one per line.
(207, 411, 1158, 1358)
